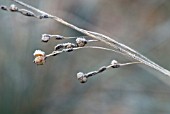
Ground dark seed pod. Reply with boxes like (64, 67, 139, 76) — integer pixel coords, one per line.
(0, 5, 8, 11)
(98, 66, 107, 73)
(54, 35, 64, 40)
(39, 14, 49, 19)
(63, 43, 76, 49)
(54, 44, 64, 50)
(111, 60, 118, 65)
(19, 9, 35, 17)
(86, 71, 97, 77)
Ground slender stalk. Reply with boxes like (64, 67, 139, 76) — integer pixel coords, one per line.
(12, 0, 170, 76)
(45, 46, 126, 58)
(77, 61, 141, 83)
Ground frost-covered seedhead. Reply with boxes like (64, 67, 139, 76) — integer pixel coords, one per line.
(76, 37, 87, 47)
(77, 72, 87, 83)
(33, 50, 46, 65)
(41, 34, 50, 42)
(9, 4, 18, 11)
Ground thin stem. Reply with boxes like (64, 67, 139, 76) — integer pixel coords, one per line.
(45, 46, 127, 58)
(82, 61, 141, 78)
(49, 34, 98, 42)
(119, 62, 142, 66)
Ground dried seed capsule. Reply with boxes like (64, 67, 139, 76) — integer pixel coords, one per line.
(54, 35, 64, 40)
(98, 66, 107, 73)
(86, 71, 97, 77)
(111, 60, 120, 68)
(54, 44, 64, 50)
(19, 9, 35, 17)
(77, 72, 87, 83)
(0, 5, 8, 11)
(65, 43, 72, 48)
(76, 38, 87, 47)
(62, 43, 76, 49)
(41, 34, 51, 42)
(9, 4, 18, 12)
(33, 56, 45, 65)
(33, 50, 46, 65)
(67, 43, 76, 49)
(39, 14, 49, 19)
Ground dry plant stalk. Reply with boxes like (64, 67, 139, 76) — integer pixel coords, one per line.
(1, 0, 170, 83)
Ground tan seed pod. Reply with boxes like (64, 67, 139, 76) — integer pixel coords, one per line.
(34, 56, 45, 65)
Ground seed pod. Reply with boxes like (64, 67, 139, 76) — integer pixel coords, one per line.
(98, 66, 107, 73)
(19, 9, 35, 17)
(86, 71, 97, 77)
(0, 5, 8, 11)
(111, 60, 120, 68)
(33, 50, 46, 65)
(54, 35, 64, 40)
(77, 72, 87, 83)
(39, 14, 49, 19)
(41, 34, 50, 42)
(9, 4, 18, 12)
(54, 44, 64, 50)
(76, 38, 87, 47)
(111, 60, 118, 65)
(34, 56, 45, 65)
(62, 43, 76, 49)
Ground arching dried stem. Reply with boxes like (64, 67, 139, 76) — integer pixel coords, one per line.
(5, 0, 170, 76)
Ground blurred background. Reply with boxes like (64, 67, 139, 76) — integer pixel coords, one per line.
(0, 0, 170, 114)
